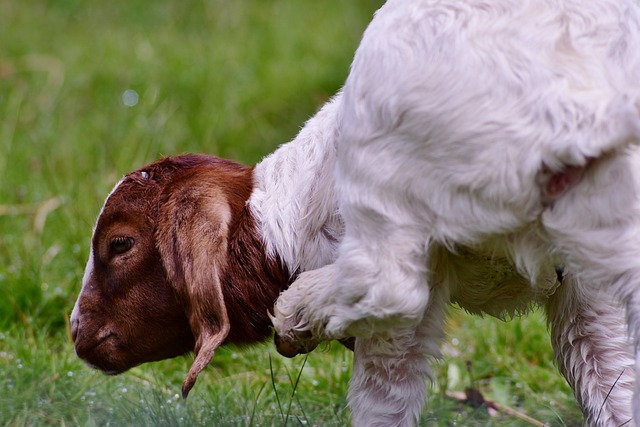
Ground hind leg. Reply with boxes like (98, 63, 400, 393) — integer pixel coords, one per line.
(546, 275, 635, 426)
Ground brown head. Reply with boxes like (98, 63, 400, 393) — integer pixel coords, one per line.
(70, 154, 290, 397)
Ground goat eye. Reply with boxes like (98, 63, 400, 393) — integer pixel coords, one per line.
(110, 236, 134, 254)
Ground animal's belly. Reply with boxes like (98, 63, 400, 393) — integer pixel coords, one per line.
(434, 245, 560, 320)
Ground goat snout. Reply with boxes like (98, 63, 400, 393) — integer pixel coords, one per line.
(72, 322, 121, 373)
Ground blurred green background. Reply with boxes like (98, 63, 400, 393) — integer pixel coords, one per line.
(0, 1, 582, 425)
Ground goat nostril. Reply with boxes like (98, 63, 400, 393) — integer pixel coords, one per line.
(97, 329, 115, 344)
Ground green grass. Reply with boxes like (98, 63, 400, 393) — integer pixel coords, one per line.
(0, 1, 583, 425)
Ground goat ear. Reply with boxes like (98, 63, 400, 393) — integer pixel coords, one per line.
(155, 179, 232, 398)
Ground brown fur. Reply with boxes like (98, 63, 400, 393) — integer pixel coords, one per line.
(72, 154, 290, 395)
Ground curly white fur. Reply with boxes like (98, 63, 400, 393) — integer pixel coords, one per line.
(267, 0, 640, 425)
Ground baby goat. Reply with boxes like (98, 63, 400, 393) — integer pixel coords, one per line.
(72, 0, 640, 425)
(70, 99, 344, 397)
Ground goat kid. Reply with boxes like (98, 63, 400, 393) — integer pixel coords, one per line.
(70, 99, 344, 398)
(71, 0, 640, 425)
(271, 0, 640, 426)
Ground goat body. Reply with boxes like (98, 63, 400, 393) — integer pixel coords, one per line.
(273, 0, 640, 426)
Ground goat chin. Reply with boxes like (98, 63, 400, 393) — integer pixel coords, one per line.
(73, 0, 640, 425)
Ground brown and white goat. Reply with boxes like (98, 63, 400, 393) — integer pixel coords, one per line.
(70, 99, 343, 397)
(73, 0, 640, 424)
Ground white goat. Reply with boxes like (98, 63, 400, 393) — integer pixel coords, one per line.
(271, 0, 640, 425)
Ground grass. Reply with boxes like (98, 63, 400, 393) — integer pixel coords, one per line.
(0, 0, 583, 425)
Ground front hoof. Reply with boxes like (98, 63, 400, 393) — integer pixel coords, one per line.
(274, 330, 318, 358)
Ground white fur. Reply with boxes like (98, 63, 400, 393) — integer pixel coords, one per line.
(267, 0, 640, 425)
(250, 97, 344, 273)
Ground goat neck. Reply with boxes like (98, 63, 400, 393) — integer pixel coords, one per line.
(249, 94, 344, 276)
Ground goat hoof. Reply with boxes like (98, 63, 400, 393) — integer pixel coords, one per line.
(274, 331, 318, 358)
